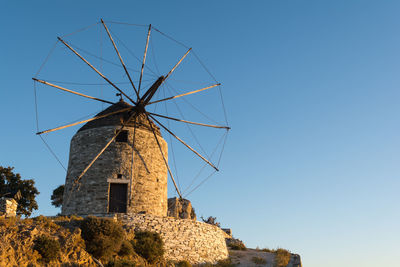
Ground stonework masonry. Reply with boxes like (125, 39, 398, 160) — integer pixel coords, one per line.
(117, 213, 229, 264)
(167, 197, 196, 220)
(62, 125, 168, 216)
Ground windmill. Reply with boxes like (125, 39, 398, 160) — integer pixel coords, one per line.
(33, 19, 229, 216)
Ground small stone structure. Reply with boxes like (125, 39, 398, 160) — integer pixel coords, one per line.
(62, 100, 168, 217)
(167, 197, 196, 220)
(0, 198, 17, 217)
(117, 213, 228, 264)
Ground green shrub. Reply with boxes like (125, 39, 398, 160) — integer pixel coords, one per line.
(118, 240, 134, 257)
(229, 243, 246, 251)
(33, 235, 60, 263)
(252, 256, 267, 265)
(274, 248, 291, 267)
(131, 231, 164, 264)
(176, 260, 192, 267)
(80, 216, 124, 261)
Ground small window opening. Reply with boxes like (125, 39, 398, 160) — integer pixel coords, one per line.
(117, 174, 123, 179)
(116, 130, 128, 143)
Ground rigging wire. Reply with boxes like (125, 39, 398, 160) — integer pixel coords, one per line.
(167, 83, 222, 126)
(182, 130, 228, 196)
(34, 40, 59, 77)
(108, 28, 159, 78)
(34, 81, 68, 171)
(164, 82, 210, 159)
(61, 22, 100, 38)
(37, 79, 152, 86)
(65, 40, 144, 74)
(184, 131, 228, 197)
(38, 136, 67, 172)
(185, 170, 217, 198)
(192, 50, 229, 126)
(105, 21, 148, 27)
(152, 27, 190, 49)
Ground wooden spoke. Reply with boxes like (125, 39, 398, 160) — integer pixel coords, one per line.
(33, 78, 114, 105)
(101, 19, 139, 100)
(148, 112, 230, 129)
(140, 76, 165, 105)
(148, 114, 219, 171)
(57, 37, 137, 105)
(73, 112, 136, 185)
(145, 113, 182, 198)
(148, 83, 221, 105)
(138, 24, 152, 98)
(37, 107, 132, 135)
(164, 48, 192, 80)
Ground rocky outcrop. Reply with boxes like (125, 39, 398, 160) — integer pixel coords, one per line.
(0, 216, 95, 266)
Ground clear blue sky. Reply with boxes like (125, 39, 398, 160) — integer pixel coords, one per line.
(2, 1, 400, 266)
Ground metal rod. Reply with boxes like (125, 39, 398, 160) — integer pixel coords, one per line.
(33, 78, 114, 105)
(144, 113, 182, 198)
(138, 24, 151, 99)
(101, 19, 139, 100)
(37, 107, 132, 135)
(57, 37, 137, 105)
(149, 112, 230, 129)
(148, 114, 219, 171)
(148, 83, 221, 105)
(73, 112, 136, 185)
(164, 48, 192, 80)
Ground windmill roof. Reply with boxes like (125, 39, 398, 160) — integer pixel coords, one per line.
(78, 99, 161, 135)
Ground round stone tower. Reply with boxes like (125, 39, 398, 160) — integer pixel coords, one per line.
(61, 100, 168, 217)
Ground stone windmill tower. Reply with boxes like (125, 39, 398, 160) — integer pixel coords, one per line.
(61, 100, 168, 216)
(33, 20, 229, 218)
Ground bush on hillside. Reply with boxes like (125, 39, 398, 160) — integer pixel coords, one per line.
(118, 240, 134, 257)
(33, 235, 61, 263)
(274, 248, 291, 267)
(131, 231, 164, 264)
(80, 216, 124, 261)
(227, 238, 246, 251)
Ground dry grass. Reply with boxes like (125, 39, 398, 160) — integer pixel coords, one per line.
(251, 256, 267, 265)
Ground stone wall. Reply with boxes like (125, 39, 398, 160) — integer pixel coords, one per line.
(62, 125, 168, 217)
(117, 213, 229, 264)
(0, 198, 17, 217)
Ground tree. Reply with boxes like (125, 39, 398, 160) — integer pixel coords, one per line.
(51, 185, 64, 208)
(0, 166, 40, 217)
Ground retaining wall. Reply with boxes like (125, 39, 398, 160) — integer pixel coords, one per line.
(117, 213, 229, 264)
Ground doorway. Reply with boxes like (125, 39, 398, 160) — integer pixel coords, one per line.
(108, 183, 127, 213)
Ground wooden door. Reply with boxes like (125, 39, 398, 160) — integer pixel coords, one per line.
(109, 183, 127, 213)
